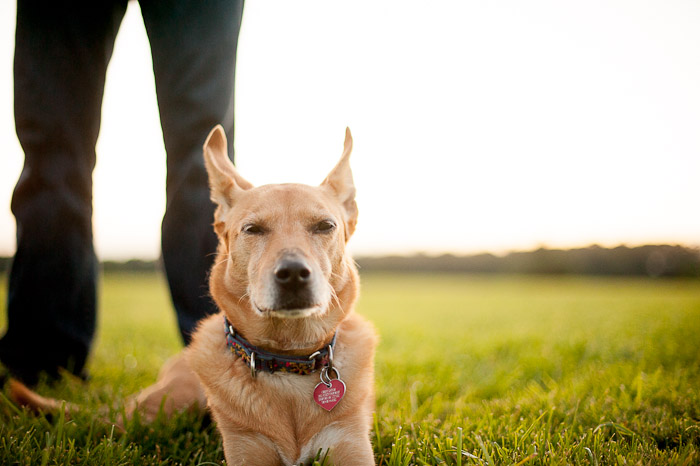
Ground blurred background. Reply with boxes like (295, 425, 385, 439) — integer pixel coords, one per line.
(1, 4, 699, 463)
(1, 0, 699, 263)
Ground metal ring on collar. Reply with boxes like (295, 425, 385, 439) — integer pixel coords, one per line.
(327, 344, 334, 372)
(250, 352, 257, 378)
(320, 366, 340, 387)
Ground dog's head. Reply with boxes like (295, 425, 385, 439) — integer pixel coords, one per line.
(203, 126, 359, 348)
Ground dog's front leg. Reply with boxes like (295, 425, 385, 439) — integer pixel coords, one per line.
(327, 435, 375, 465)
(220, 429, 283, 466)
(129, 352, 207, 423)
(304, 421, 375, 466)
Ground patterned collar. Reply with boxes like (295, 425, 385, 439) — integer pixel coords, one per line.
(223, 316, 337, 378)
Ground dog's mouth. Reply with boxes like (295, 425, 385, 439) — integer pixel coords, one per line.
(252, 301, 326, 319)
(248, 252, 332, 320)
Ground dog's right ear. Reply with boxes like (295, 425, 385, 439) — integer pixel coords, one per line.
(203, 125, 253, 211)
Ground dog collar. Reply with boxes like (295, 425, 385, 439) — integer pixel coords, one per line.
(223, 316, 336, 378)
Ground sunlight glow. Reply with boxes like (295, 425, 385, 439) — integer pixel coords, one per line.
(1, 1, 699, 260)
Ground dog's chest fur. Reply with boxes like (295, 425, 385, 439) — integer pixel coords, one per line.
(188, 312, 377, 464)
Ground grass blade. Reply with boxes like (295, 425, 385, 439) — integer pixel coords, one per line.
(593, 422, 637, 437)
(475, 435, 494, 466)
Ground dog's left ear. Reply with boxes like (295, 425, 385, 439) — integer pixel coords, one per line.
(321, 127, 358, 239)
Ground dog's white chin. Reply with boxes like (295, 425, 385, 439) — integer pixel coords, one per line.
(269, 307, 324, 319)
(254, 303, 326, 319)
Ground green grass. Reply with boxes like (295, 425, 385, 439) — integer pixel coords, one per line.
(1, 272, 699, 465)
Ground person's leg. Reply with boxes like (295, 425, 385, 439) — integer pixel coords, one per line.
(0, 0, 127, 384)
(139, 0, 244, 344)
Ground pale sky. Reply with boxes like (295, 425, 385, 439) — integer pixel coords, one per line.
(1, 1, 699, 260)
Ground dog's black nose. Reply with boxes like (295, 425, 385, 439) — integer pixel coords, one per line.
(274, 257, 311, 289)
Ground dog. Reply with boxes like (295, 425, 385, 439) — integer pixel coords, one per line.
(186, 125, 377, 465)
(10, 125, 377, 466)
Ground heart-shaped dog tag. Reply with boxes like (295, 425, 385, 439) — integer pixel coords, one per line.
(313, 378, 346, 411)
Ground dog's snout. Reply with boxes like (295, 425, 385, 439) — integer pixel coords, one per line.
(274, 257, 312, 288)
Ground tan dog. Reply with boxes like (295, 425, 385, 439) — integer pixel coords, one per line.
(187, 125, 377, 465)
(9, 126, 377, 465)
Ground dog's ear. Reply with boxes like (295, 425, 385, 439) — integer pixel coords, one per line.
(321, 127, 358, 239)
(203, 125, 253, 211)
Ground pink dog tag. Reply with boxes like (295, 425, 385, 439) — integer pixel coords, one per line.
(313, 378, 346, 411)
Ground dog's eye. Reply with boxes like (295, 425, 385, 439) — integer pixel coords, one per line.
(314, 220, 336, 233)
(242, 224, 265, 235)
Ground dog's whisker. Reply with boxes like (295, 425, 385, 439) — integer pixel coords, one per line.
(213, 256, 231, 268)
(327, 284, 342, 310)
(237, 291, 250, 306)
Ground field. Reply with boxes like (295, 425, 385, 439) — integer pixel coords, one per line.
(1, 272, 700, 465)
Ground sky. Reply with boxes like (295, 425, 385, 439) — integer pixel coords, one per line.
(1, 0, 699, 260)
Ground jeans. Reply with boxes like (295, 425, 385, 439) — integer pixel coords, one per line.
(0, 0, 244, 384)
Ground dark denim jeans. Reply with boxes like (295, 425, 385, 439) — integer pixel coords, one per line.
(0, 0, 244, 384)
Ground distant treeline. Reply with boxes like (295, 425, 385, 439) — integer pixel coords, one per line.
(0, 257, 162, 275)
(356, 245, 700, 277)
(0, 244, 698, 277)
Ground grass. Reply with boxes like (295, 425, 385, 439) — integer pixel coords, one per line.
(1, 271, 699, 465)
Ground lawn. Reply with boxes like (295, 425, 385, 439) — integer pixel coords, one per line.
(1, 272, 699, 465)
